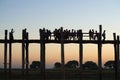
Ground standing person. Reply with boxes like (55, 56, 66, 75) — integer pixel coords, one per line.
(94, 31, 99, 40)
(91, 29, 94, 40)
(89, 29, 92, 40)
(23, 28, 27, 40)
(102, 30, 106, 40)
(10, 29, 15, 40)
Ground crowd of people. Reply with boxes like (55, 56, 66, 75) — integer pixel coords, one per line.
(9, 28, 28, 40)
(53, 28, 82, 40)
(39, 27, 83, 40)
(89, 29, 106, 40)
(39, 27, 106, 40)
(8, 28, 106, 41)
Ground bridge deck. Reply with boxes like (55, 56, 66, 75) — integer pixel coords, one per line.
(0, 39, 116, 44)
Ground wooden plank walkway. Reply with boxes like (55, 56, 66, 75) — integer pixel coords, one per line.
(0, 39, 117, 44)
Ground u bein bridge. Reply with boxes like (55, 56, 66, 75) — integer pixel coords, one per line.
(0, 25, 120, 80)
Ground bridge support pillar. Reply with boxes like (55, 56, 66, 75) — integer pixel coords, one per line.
(98, 25, 102, 80)
(4, 30, 8, 79)
(40, 29, 46, 80)
(60, 27, 65, 80)
(40, 42, 46, 80)
(9, 32, 12, 79)
(79, 29, 83, 80)
(113, 33, 119, 80)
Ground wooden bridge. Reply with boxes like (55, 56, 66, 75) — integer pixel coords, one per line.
(0, 39, 118, 44)
(0, 25, 120, 80)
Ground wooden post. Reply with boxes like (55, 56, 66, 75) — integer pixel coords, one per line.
(4, 30, 8, 74)
(118, 36, 120, 80)
(79, 30, 83, 70)
(113, 33, 117, 80)
(79, 29, 83, 80)
(22, 29, 25, 77)
(40, 29, 46, 80)
(41, 42, 46, 80)
(9, 32, 12, 79)
(60, 27, 65, 80)
(98, 25, 102, 80)
(116, 36, 119, 80)
(25, 32, 29, 79)
(113, 33, 119, 80)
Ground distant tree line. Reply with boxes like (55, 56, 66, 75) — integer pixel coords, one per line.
(54, 60, 98, 70)
(30, 60, 120, 70)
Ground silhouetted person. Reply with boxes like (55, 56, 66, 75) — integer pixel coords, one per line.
(102, 30, 106, 40)
(10, 29, 15, 40)
(23, 28, 28, 49)
(94, 31, 99, 40)
(23, 28, 28, 40)
(71, 29, 76, 40)
(91, 29, 94, 39)
(53, 29, 57, 40)
(89, 29, 92, 40)
(26, 32, 28, 40)
(39, 29, 44, 40)
(47, 30, 51, 40)
(77, 30, 81, 40)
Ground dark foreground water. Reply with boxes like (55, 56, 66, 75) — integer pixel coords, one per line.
(0, 69, 116, 80)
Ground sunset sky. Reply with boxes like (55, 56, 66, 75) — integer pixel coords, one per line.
(0, 0, 120, 68)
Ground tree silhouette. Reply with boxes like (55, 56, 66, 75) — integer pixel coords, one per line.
(83, 61, 98, 70)
(104, 60, 115, 69)
(54, 62, 61, 68)
(65, 60, 78, 68)
(30, 61, 40, 69)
